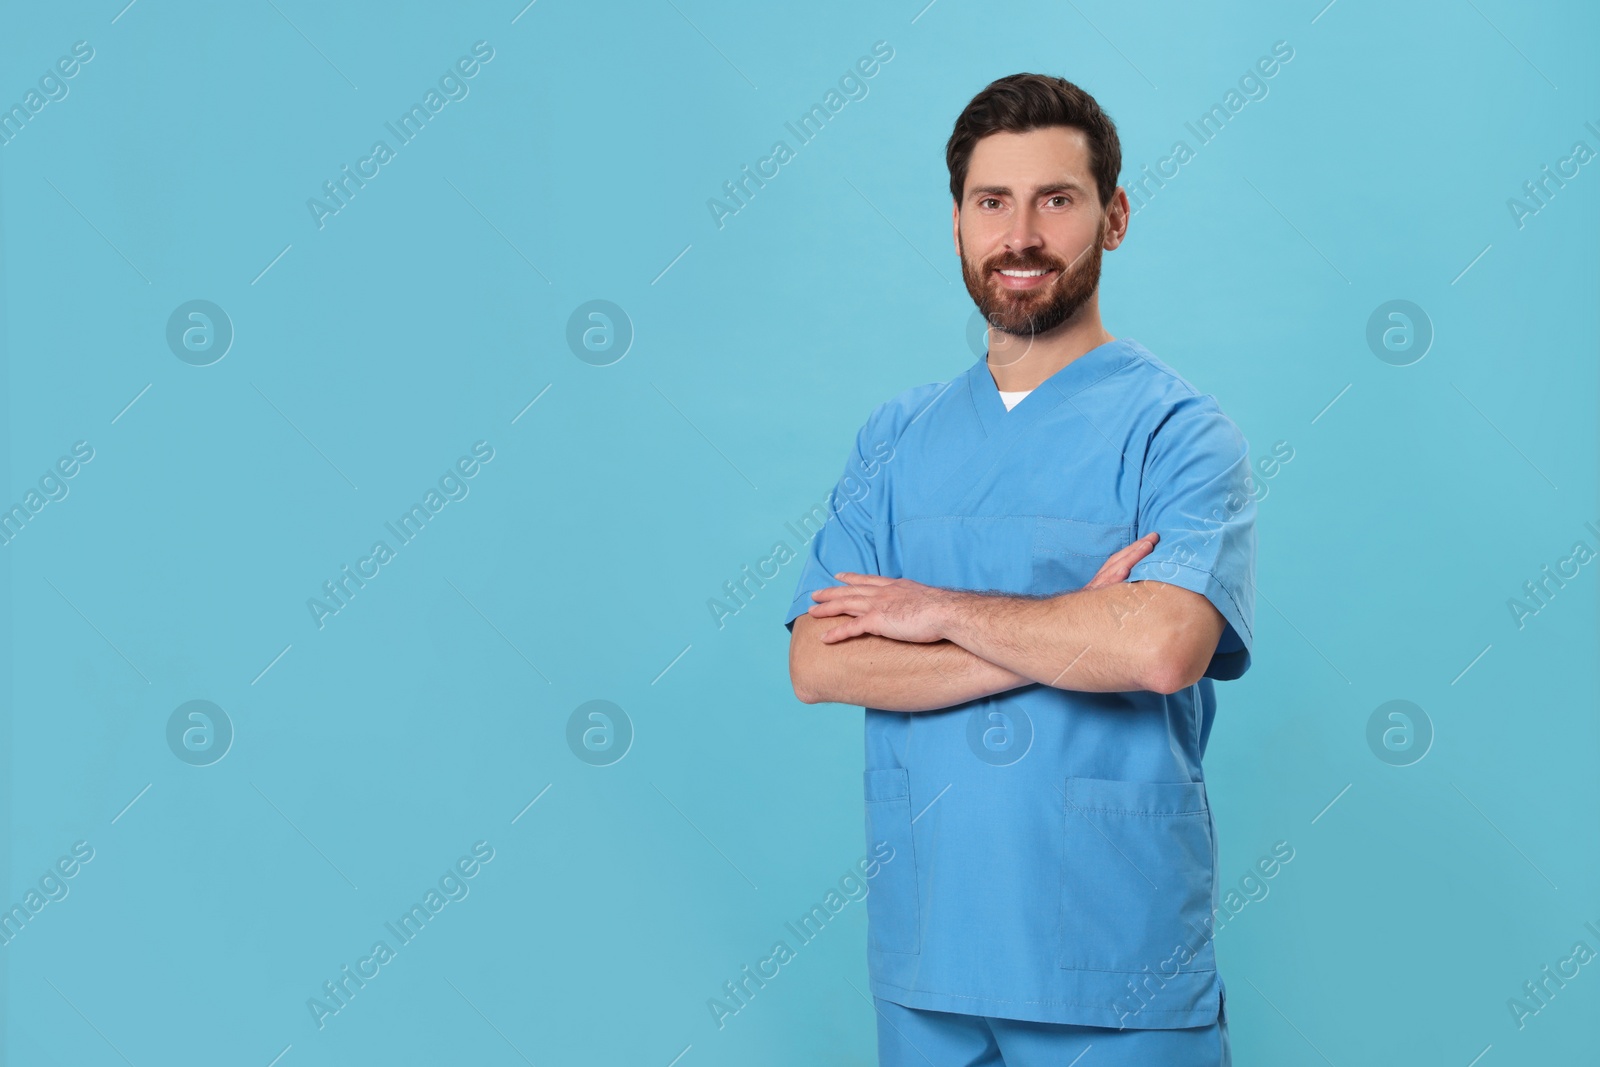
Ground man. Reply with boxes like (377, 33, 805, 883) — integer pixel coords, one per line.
(783, 73, 1257, 1067)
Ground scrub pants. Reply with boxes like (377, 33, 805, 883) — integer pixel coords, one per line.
(873, 995, 1230, 1067)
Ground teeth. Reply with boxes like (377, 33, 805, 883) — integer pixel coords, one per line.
(999, 269, 1048, 277)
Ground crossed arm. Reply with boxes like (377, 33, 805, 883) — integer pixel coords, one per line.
(787, 532, 1227, 711)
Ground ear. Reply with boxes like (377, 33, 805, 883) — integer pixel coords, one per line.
(1102, 187, 1131, 252)
(951, 200, 961, 255)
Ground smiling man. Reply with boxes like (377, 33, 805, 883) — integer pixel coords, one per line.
(784, 74, 1258, 1067)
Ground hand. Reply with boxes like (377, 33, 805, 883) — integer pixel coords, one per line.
(806, 572, 954, 644)
(1081, 531, 1159, 591)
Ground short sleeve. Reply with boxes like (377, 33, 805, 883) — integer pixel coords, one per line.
(782, 414, 893, 633)
(1124, 395, 1258, 680)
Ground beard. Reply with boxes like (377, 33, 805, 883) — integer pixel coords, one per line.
(960, 215, 1106, 339)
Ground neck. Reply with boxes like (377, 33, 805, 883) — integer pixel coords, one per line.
(985, 312, 1114, 392)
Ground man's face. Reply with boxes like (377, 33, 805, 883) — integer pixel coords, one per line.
(953, 126, 1110, 340)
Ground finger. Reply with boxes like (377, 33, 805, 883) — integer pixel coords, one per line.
(821, 617, 869, 643)
(1112, 531, 1159, 561)
(1095, 531, 1160, 574)
(1094, 537, 1158, 579)
(812, 585, 880, 604)
(1083, 534, 1160, 590)
(1092, 533, 1156, 573)
(1083, 570, 1121, 590)
(808, 598, 874, 618)
(834, 572, 895, 586)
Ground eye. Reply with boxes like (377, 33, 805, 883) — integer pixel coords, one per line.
(1047, 195, 1071, 207)
(979, 197, 1001, 209)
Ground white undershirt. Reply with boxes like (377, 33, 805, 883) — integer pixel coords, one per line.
(998, 389, 1033, 412)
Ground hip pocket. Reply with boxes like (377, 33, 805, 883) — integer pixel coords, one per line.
(863, 768, 920, 955)
(1058, 776, 1216, 974)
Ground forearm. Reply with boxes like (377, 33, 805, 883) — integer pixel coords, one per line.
(793, 624, 1030, 712)
(937, 581, 1169, 694)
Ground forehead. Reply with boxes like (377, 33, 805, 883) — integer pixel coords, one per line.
(964, 126, 1092, 194)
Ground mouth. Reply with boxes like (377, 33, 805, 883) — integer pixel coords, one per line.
(992, 267, 1057, 291)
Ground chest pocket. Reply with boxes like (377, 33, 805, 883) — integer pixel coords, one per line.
(1031, 516, 1135, 595)
(893, 516, 1034, 593)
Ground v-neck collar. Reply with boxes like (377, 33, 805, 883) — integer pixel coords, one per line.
(967, 337, 1135, 438)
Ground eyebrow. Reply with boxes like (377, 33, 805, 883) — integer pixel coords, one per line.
(968, 181, 1089, 200)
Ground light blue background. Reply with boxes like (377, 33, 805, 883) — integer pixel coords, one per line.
(2, 1, 1596, 1064)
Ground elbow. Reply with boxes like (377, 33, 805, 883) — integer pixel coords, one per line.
(1145, 672, 1192, 697)
(1142, 640, 1205, 696)
(788, 649, 821, 705)
(788, 616, 844, 705)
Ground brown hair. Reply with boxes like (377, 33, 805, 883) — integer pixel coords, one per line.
(946, 73, 1121, 210)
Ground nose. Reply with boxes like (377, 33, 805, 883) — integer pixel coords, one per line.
(1003, 203, 1044, 257)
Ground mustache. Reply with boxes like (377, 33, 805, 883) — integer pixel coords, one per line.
(989, 255, 1059, 271)
(988, 240, 1098, 276)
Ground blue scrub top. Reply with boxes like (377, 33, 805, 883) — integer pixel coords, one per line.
(783, 338, 1258, 1030)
